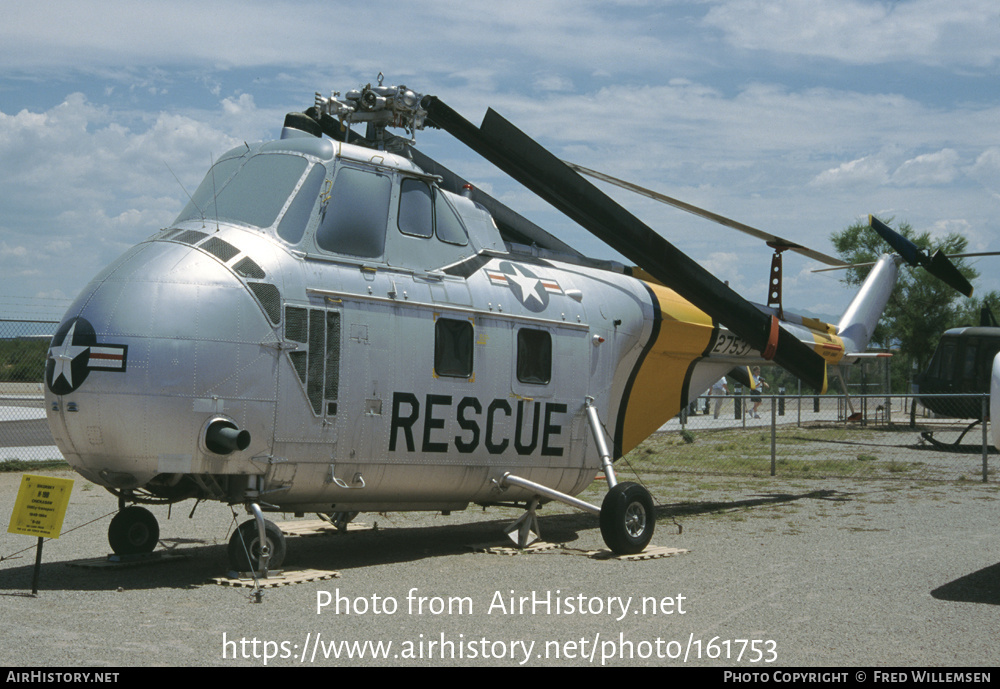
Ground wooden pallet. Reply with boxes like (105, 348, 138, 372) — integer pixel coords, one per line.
(469, 541, 563, 555)
(211, 568, 340, 588)
(273, 519, 367, 537)
(586, 545, 690, 561)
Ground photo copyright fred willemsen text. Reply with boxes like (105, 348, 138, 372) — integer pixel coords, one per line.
(222, 588, 778, 664)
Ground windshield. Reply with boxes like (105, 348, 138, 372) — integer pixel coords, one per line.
(174, 153, 309, 229)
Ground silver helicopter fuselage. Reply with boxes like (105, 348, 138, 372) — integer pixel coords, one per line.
(44, 133, 667, 513)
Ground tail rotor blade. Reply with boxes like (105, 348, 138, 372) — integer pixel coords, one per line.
(869, 215, 923, 266)
(928, 250, 974, 297)
(869, 215, 973, 297)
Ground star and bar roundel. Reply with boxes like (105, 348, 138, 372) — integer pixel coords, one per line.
(45, 317, 128, 395)
(484, 261, 563, 313)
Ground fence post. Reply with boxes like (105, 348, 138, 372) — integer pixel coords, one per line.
(797, 379, 802, 427)
(778, 386, 786, 416)
(734, 384, 742, 420)
(983, 395, 989, 484)
(770, 401, 777, 476)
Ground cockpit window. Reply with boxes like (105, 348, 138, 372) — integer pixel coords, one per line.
(930, 339, 956, 379)
(174, 153, 308, 229)
(174, 157, 241, 224)
(316, 166, 391, 258)
(277, 164, 326, 244)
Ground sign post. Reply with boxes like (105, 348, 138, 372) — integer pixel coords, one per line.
(7, 474, 74, 595)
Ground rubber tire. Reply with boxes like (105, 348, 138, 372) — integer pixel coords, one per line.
(600, 482, 655, 555)
(108, 506, 160, 555)
(228, 519, 286, 573)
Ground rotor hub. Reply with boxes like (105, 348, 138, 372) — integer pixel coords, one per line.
(313, 73, 426, 146)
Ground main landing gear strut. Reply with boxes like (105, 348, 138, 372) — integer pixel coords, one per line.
(228, 503, 287, 577)
(500, 397, 655, 555)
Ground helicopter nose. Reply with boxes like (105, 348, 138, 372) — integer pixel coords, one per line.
(44, 236, 280, 490)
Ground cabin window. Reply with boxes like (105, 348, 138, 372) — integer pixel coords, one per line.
(397, 178, 469, 246)
(316, 166, 391, 258)
(435, 192, 468, 246)
(435, 318, 473, 378)
(962, 339, 978, 381)
(979, 342, 1000, 382)
(175, 153, 308, 229)
(277, 164, 326, 244)
(397, 179, 434, 238)
(516, 328, 552, 385)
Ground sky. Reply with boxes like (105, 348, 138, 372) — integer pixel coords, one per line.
(1, 0, 998, 323)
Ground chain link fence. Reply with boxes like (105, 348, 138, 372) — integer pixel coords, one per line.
(0, 319, 59, 462)
(628, 390, 994, 483)
(1, 318, 994, 483)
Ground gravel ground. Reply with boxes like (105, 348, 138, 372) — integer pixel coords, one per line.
(1, 461, 997, 668)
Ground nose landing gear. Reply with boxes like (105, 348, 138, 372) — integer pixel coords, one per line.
(108, 505, 160, 555)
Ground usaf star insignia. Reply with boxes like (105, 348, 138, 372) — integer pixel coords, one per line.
(46, 317, 128, 395)
(485, 261, 563, 312)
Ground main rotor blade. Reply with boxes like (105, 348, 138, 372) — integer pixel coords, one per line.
(565, 162, 847, 267)
(421, 96, 828, 392)
(869, 215, 974, 297)
(811, 251, 1000, 273)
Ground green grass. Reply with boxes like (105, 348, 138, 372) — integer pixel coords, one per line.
(0, 459, 70, 473)
(622, 426, 922, 479)
(0, 339, 48, 383)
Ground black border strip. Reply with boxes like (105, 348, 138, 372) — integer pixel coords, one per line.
(679, 318, 722, 412)
(613, 282, 662, 459)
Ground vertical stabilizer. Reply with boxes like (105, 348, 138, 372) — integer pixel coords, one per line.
(836, 254, 901, 354)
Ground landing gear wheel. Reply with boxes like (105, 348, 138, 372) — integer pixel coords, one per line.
(600, 482, 655, 555)
(228, 519, 286, 573)
(108, 506, 160, 555)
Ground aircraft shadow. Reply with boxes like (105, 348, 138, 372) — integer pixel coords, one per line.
(653, 489, 848, 520)
(930, 562, 1000, 606)
(0, 515, 579, 593)
(0, 489, 848, 593)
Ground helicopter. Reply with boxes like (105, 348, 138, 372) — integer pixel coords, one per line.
(41, 77, 973, 577)
(847, 218, 1000, 448)
(910, 307, 1000, 448)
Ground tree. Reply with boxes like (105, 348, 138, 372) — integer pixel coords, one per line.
(830, 218, 985, 391)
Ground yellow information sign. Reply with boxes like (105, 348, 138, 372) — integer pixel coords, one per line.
(7, 474, 74, 538)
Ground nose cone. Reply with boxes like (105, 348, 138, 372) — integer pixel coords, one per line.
(45, 236, 280, 490)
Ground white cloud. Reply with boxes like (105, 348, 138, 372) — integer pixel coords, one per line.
(811, 156, 890, 188)
(222, 93, 256, 117)
(891, 149, 961, 187)
(966, 147, 1000, 198)
(0, 94, 242, 308)
(703, 0, 1000, 68)
(0, 243, 28, 258)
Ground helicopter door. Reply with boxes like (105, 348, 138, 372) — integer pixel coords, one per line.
(272, 305, 340, 463)
(338, 301, 395, 468)
(510, 324, 590, 460)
